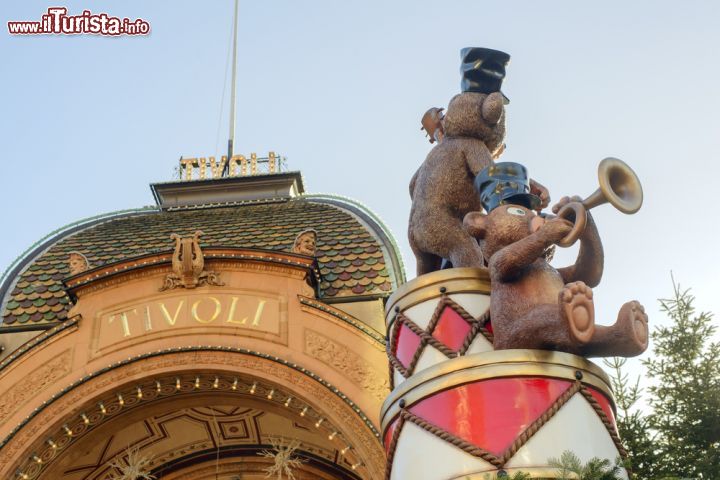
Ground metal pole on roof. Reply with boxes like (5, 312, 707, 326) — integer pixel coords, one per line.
(225, 0, 239, 176)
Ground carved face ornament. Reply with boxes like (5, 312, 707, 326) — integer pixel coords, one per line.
(293, 231, 317, 257)
(68, 252, 90, 275)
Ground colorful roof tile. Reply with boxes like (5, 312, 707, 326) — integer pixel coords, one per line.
(1, 196, 404, 330)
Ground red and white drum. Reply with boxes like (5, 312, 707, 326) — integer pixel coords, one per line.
(385, 268, 493, 388)
(381, 350, 629, 479)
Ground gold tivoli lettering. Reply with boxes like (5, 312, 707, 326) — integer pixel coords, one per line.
(226, 297, 266, 326)
(179, 152, 279, 180)
(159, 300, 184, 326)
(108, 309, 137, 337)
(192, 296, 221, 324)
(105, 295, 273, 338)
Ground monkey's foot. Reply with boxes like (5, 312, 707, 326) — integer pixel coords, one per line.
(560, 281, 595, 344)
(615, 301, 649, 355)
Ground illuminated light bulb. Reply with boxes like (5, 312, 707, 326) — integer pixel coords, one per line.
(156, 381, 161, 393)
(136, 387, 143, 399)
(328, 431, 337, 440)
(284, 397, 292, 407)
(32, 455, 42, 464)
(99, 403, 106, 415)
(315, 418, 324, 428)
(267, 389, 274, 400)
(351, 462, 362, 470)
(17, 472, 29, 480)
(213, 377, 219, 389)
(231, 378, 238, 390)
(47, 439, 58, 449)
(340, 445, 351, 455)
(249, 382, 257, 394)
(63, 425, 73, 437)
(117, 393, 124, 406)
(300, 407, 308, 417)
(194, 377, 200, 389)
(81, 413, 90, 425)
(176, 378, 181, 390)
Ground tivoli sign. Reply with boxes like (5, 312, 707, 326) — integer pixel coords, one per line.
(92, 292, 283, 354)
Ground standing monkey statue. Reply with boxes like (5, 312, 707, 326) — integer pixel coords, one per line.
(409, 48, 549, 275)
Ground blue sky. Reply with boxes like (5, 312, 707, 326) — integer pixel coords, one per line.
(2, 1, 719, 376)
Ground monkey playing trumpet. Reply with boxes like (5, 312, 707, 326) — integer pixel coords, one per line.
(463, 158, 648, 357)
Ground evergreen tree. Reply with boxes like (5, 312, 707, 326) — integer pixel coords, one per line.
(603, 357, 657, 476)
(548, 451, 626, 479)
(642, 281, 720, 478)
(606, 280, 719, 479)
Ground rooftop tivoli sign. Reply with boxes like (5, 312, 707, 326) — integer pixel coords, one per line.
(178, 151, 286, 181)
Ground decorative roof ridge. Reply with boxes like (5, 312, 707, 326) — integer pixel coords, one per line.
(0, 206, 158, 324)
(299, 193, 407, 286)
(163, 196, 290, 212)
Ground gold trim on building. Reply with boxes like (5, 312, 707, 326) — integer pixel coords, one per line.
(64, 247, 318, 293)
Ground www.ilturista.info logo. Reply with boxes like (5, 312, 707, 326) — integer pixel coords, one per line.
(8, 7, 150, 36)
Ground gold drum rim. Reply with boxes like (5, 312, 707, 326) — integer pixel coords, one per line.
(385, 267, 490, 321)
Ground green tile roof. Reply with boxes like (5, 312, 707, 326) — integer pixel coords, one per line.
(1, 197, 403, 329)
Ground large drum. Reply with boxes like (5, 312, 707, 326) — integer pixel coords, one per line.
(385, 268, 493, 388)
(381, 350, 628, 479)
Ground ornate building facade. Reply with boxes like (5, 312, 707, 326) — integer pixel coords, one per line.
(0, 154, 404, 479)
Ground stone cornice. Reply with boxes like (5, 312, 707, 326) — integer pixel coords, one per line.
(64, 247, 319, 298)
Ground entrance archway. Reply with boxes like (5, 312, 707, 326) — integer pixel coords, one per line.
(3, 349, 384, 479)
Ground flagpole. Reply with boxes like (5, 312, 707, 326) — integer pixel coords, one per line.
(225, 0, 239, 175)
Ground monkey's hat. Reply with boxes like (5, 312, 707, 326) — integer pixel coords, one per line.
(460, 47, 511, 103)
(475, 162, 541, 212)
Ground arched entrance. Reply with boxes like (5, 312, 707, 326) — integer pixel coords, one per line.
(13, 350, 378, 479)
(0, 251, 388, 479)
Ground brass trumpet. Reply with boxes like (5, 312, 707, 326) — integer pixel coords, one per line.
(556, 157, 643, 247)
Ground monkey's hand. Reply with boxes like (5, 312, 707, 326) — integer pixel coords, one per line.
(552, 195, 598, 241)
(541, 217, 574, 244)
(551, 195, 583, 215)
(530, 179, 551, 210)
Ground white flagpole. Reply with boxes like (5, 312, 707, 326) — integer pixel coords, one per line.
(226, 0, 239, 174)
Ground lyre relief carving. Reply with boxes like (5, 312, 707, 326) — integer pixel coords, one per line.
(160, 230, 224, 291)
(68, 251, 90, 275)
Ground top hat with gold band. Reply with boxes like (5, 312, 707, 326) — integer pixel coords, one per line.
(475, 162, 541, 212)
(460, 47, 511, 103)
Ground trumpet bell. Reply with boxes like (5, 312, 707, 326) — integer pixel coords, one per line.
(556, 157, 643, 248)
(593, 157, 643, 214)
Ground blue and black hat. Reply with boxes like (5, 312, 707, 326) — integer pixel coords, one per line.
(475, 162, 541, 212)
(460, 47, 511, 103)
